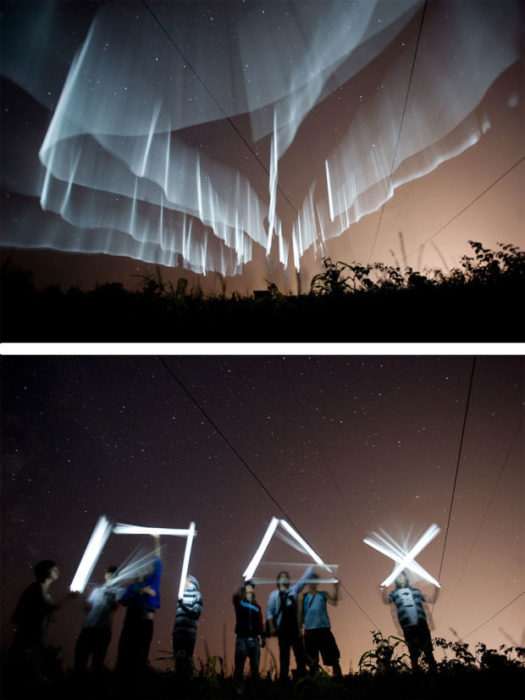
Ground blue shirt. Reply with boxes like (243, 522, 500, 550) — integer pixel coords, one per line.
(266, 566, 314, 631)
(303, 592, 331, 630)
(121, 557, 162, 614)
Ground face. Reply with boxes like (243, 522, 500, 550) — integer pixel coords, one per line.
(244, 584, 254, 600)
(396, 573, 408, 588)
(308, 582, 318, 594)
(104, 570, 114, 583)
(278, 573, 290, 589)
(49, 566, 60, 581)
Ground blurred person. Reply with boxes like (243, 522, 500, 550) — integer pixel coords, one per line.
(382, 570, 437, 671)
(172, 574, 203, 677)
(116, 534, 162, 674)
(232, 579, 265, 687)
(74, 565, 125, 673)
(299, 573, 342, 678)
(11, 560, 61, 654)
(266, 565, 313, 681)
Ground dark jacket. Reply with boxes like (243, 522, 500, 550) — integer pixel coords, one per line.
(233, 592, 264, 638)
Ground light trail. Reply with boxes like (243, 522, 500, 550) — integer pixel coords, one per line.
(279, 519, 333, 574)
(108, 548, 160, 587)
(113, 520, 197, 599)
(113, 523, 194, 536)
(70, 515, 113, 592)
(243, 517, 333, 581)
(243, 517, 280, 581)
(364, 523, 441, 587)
(178, 521, 196, 599)
(252, 577, 339, 585)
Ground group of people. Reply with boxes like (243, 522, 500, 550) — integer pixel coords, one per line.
(10, 535, 437, 682)
(10, 535, 204, 681)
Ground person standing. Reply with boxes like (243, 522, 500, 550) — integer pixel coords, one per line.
(74, 565, 125, 673)
(116, 535, 162, 674)
(11, 560, 61, 654)
(172, 575, 203, 677)
(382, 571, 437, 671)
(299, 573, 342, 678)
(266, 566, 313, 681)
(232, 579, 265, 685)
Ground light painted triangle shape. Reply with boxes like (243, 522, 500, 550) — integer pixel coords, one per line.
(242, 516, 335, 582)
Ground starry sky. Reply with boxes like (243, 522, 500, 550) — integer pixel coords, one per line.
(1, 355, 523, 672)
(1, 0, 524, 295)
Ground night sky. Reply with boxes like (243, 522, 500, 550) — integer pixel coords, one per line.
(1, 355, 523, 672)
(1, 0, 524, 295)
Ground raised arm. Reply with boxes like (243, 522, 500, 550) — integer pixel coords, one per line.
(380, 586, 390, 605)
(423, 586, 439, 605)
(326, 580, 340, 606)
(292, 565, 315, 595)
(152, 534, 161, 558)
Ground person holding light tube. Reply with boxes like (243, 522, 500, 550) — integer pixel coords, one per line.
(382, 570, 437, 671)
(116, 534, 162, 675)
(233, 579, 265, 687)
(172, 574, 203, 678)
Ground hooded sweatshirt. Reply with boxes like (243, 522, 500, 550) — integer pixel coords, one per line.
(174, 576, 203, 635)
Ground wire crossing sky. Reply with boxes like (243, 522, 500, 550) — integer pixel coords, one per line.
(2, 356, 523, 671)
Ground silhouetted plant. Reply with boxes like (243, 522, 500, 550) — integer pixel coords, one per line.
(358, 630, 410, 673)
(310, 258, 355, 295)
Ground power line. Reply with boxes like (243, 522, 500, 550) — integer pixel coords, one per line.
(158, 356, 380, 630)
(281, 360, 380, 588)
(463, 591, 525, 640)
(431, 357, 477, 619)
(158, 357, 293, 520)
(368, 0, 429, 263)
(141, 0, 299, 218)
(441, 414, 523, 618)
(408, 155, 525, 258)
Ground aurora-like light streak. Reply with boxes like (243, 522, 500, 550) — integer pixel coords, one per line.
(1, 1, 521, 276)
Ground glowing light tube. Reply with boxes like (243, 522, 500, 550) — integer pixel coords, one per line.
(113, 523, 192, 536)
(363, 523, 441, 587)
(243, 517, 280, 580)
(252, 577, 339, 585)
(279, 519, 333, 573)
(106, 549, 159, 588)
(70, 515, 113, 592)
(178, 521, 196, 599)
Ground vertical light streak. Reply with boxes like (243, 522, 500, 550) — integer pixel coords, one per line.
(178, 521, 196, 599)
(325, 159, 335, 223)
(242, 516, 280, 580)
(267, 109, 279, 253)
(70, 515, 113, 592)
